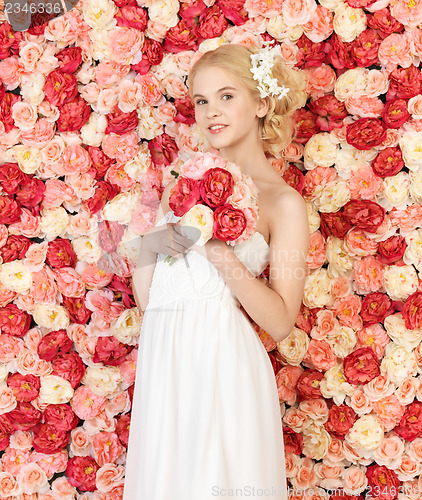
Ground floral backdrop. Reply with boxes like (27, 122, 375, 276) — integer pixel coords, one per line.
(2, 0, 422, 498)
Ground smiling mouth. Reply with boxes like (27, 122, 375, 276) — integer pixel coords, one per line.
(208, 125, 227, 133)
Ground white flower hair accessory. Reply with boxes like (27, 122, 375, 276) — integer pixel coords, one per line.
(250, 42, 289, 100)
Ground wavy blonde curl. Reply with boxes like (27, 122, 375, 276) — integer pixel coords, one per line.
(187, 43, 308, 158)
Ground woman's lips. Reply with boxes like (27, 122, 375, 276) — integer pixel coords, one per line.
(208, 125, 228, 134)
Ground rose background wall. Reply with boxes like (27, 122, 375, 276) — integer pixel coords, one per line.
(0, 0, 422, 497)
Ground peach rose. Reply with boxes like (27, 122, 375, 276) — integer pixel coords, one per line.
(109, 27, 144, 64)
(104, 392, 130, 417)
(390, 0, 422, 29)
(291, 457, 318, 490)
(0, 57, 24, 88)
(92, 431, 124, 466)
(0, 471, 22, 497)
(30, 266, 57, 304)
(343, 465, 367, 494)
(50, 476, 77, 498)
(16, 462, 48, 494)
(299, 398, 329, 424)
(70, 427, 93, 457)
(311, 309, 338, 340)
(61, 144, 91, 175)
(24, 327, 42, 353)
(8, 208, 41, 239)
(303, 65, 336, 100)
(408, 437, 422, 463)
(2, 447, 31, 476)
(303, 339, 337, 371)
(373, 431, 405, 468)
(97, 88, 118, 115)
(161, 75, 188, 99)
(30, 450, 68, 479)
(396, 376, 418, 405)
(353, 255, 385, 294)
(10, 430, 33, 451)
(96, 464, 125, 493)
(0, 283, 16, 308)
(102, 131, 138, 163)
(23, 242, 48, 273)
(71, 385, 107, 420)
(276, 365, 304, 405)
(95, 61, 131, 88)
(12, 102, 38, 132)
(136, 73, 164, 106)
(285, 451, 300, 478)
(356, 324, 390, 360)
(282, 0, 317, 25)
(20, 119, 55, 148)
(378, 33, 413, 69)
(118, 79, 142, 113)
(0, 334, 24, 362)
(303, 5, 333, 43)
(325, 437, 346, 465)
(0, 386, 17, 414)
(19, 41, 43, 72)
(408, 95, 422, 119)
(346, 389, 372, 415)
(67, 172, 96, 200)
(307, 231, 327, 270)
(397, 454, 422, 481)
(364, 374, 395, 401)
(371, 394, 405, 431)
(54, 267, 85, 298)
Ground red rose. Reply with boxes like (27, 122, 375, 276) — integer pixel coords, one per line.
(378, 234, 407, 265)
(296, 35, 326, 68)
(213, 204, 247, 242)
(0, 196, 22, 224)
(343, 347, 381, 385)
(148, 133, 179, 166)
(46, 238, 77, 268)
(174, 97, 196, 125)
(0, 304, 31, 337)
(108, 275, 136, 309)
(163, 19, 199, 53)
(168, 177, 201, 217)
(98, 220, 125, 253)
(116, 413, 131, 447)
(7, 401, 42, 431)
(195, 5, 229, 40)
(342, 199, 385, 233)
(282, 165, 305, 194)
(346, 118, 387, 150)
(56, 47, 83, 74)
(44, 70, 78, 107)
(319, 211, 353, 239)
(324, 404, 357, 439)
(217, 0, 248, 26)
(66, 456, 100, 492)
(394, 401, 422, 441)
(308, 95, 348, 131)
(51, 351, 86, 389)
(0, 428, 10, 451)
(37, 329, 72, 361)
(86, 146, 116, 179)
(360, 292, 395, 326)
(179, 0, 207, 28)
(0, 163, 26, 194)
(199, 168, 234, 209)
(387, 65, 422, 100)
(57, 94, 91, 132)
(33, 423, 69, 454)
(402, 291, 422, 330)
(7, 373, 40, 402)
(93, 336, 133, 366)
(84, 181, 120, 215)
(0, 93, 21, 133)
(347, 0, 375, 6)
(367, 8, 404, 38)
(382, 98, 410, 128)
(115, 5, 148, 30)
(283, 426, 303, 455)
(132, 37, 164, 75)
(366, 464, 400, 500)
(0, 234, 31, 263)
(0, 22, 23, 59)
(15, 176, 45, 207)
(62, 295, 92, 324)
(293, 109, 319, 144)
(267, 351, 281, 375)
(0, 412, 15, 437)
(296, 305, 322, 334)
(105, 106, 138, 135)
(43, 404, 79, 432)
(371, 146, 404, 178)
(352, 29, 382, 67)
(326, 34, 356, 70)
(296, 369, 324, 400)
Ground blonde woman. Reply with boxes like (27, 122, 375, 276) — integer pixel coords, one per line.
(124, 43, 310, 500)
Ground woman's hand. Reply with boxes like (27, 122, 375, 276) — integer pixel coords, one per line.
(143, 222, 199, 258)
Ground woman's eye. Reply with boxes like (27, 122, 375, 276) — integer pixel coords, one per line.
(222, 94, 233, 100)
(196, 99, 206, 105)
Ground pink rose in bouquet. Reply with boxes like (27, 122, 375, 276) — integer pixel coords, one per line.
(164, 152, 258, 264)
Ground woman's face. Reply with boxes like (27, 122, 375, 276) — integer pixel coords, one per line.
(191, 65, 268, 155)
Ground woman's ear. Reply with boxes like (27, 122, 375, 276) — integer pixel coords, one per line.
(256, 96, 270, 118)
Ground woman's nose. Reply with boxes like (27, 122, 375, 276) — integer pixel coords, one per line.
(206, 102, 221, 118)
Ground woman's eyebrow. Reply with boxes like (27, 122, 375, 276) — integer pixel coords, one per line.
(193, 86, 237, 99)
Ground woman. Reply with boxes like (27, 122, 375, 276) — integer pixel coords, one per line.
(123, 43, 310, 500)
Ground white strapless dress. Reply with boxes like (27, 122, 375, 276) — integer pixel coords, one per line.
(123, 209, 287, 500)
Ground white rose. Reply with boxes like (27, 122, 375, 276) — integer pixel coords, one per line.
(335, 145, 376, 179)
(0, 365, 8, 385)
(333, 3, 366, 42)
(384, 313, 422, 351)
(39, 208, 70, 241)
(302, 423, 331, 460)
(379, 172, 411, 211)
(345, 414, 384, 450)
(33, 304, 70, 330)
(334, 68, 368, 101)
(39, 375, 74, 404)
(101, 191, 139, 225)
(82, 0, 117, 28)
(326, 325, 357, 358)
(112, 308, 143, 345)
(316, 179, 351, 213)
(303, 268, 333, 308)
(400, 131, 422, 172)
(307, 202, 321, 233)
(383, 264, 419, 301)
(82, 366, 121, 397)
(80, 113, 107, 147)
(381, 342, 417, 384)
(137, 106, 163, 140)
(124, 146, 153, 182)
(326, 236, 355, 277)
(9, 145, 42, 174)
(89, 27, 114, 62)
(409, 171, 422, 204)
(277, 327, 309, 366)
(178, 204, 214, 246)
(147, 0, 179, 27)
(0, 261, 32, 294)
(304, 132, 339, 169)
(20, 73, 45, 105)
(404, 228, 422, 271)
(319, 363, 355, 405)
(267, 16, 304, 42)
(72, 234, 103, 265)
(318, 0, 343, 10)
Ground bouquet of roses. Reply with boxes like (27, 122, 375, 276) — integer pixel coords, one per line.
(164, 152, 259, 265)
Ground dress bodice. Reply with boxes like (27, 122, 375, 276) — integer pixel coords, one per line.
(145, 210, 270, 310)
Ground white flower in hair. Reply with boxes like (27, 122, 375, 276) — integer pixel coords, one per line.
(250, 42, 289, 100)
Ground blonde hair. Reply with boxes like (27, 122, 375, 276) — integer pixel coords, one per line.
(187, 44, 308, 158)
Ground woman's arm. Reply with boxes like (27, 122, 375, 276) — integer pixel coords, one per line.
(131, 179, 177, 313)
(204, 191, 310, 342)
